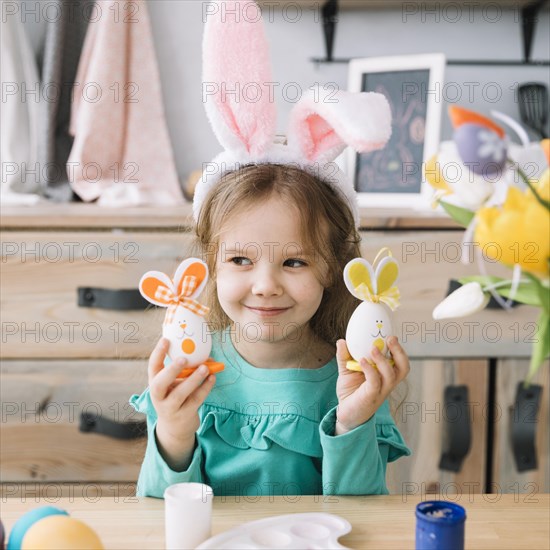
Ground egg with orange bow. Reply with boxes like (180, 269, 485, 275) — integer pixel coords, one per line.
(139, 258, 224, 378)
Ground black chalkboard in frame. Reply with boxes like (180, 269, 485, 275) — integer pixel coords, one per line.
(347, 53, 446, 209)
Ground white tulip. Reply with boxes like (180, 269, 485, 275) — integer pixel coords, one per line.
(432, 282, 490, 320)
(438, 147, 495, 210)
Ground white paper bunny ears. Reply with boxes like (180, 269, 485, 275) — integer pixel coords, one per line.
(193, 0, 393, 227)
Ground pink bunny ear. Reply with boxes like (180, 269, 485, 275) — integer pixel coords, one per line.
(202, 0, 277, 156)
(287, 86, 392, 163)
(173, 258, 209, 298)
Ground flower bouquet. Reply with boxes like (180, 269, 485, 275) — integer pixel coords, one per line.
(426, 106, 549, 384)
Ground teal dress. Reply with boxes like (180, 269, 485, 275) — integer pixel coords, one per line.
(129, 328, 411, 498)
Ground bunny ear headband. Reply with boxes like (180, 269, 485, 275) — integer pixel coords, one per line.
(344, 248, 401, 310)
(139, 258, 210, 324)
(193, 0, 393, 227)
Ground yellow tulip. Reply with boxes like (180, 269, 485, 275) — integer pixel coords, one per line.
(425, 154, 452, 193)
(531, 168, 549, 202)
(475, 186, 549, 278)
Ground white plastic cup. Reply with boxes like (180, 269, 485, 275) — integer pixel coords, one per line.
(164, 482, 214, 549)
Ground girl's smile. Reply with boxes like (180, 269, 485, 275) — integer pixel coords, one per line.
(244, 305, 292, 317)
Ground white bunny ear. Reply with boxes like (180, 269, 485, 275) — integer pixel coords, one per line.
(173, 258, 209, 298)
(343, 258, 377, 299)
(287, 86, 392, 163)
(375, 256, 399, 294)
(139, 271, 174, 307)
(202, 0, 277, 156)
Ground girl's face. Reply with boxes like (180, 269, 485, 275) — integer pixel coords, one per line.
(215, 194, 326, 344)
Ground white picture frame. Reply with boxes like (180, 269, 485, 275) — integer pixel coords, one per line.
(348, 53, 446, 209)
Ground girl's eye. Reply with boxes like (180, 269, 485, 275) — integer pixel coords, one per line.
(230, 257, 252, 266)
(285, 258, 307, 268)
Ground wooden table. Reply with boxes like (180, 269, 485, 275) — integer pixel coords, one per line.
(1, 494, 548, 549)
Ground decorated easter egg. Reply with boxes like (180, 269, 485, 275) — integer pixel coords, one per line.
(163, 303, 212, 365)
(346, 301, 393, 364)
(7, 506, 68, 550)
(139, 258, 214, 369)
(448, 105, 505, 137)
(22, 516, 103, 550)
(454, 123, 506, 176)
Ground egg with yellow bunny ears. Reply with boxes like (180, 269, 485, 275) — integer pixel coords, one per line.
(343, 251, 400, 372)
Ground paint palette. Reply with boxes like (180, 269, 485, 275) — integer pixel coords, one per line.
(196, 512, 351, 549)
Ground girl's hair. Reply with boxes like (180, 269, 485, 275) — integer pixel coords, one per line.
(193, 163, 362, 346)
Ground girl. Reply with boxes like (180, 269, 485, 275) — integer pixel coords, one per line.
(130, 164, 411, 498)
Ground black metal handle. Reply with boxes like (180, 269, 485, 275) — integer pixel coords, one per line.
(510, 382, 542, 472)
(78, 287, 150, 311)
(439, 385, 471, 472)
(79, 411, 147, 440)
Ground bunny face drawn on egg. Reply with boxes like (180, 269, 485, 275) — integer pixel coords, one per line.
(343, 252, 400, 368)
(162, 303, 211, 365)
(139, 258, 212, 367)
(346, 302, 393, 363)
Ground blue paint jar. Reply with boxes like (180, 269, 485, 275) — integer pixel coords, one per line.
(415, 500, 466, 550)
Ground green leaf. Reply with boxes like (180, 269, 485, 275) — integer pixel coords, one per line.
(439, 201, 475, 227)
(524, 272, 550, 315)
(458, 275, 506, 286)
(495, 284, 542, 307)
(458, 275, 542, 307)
(526, 311, 550, 385)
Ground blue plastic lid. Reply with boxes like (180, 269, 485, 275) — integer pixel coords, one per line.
(416, 501, 466, 525)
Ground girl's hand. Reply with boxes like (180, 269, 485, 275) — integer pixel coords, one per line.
(334, 336, 410, 435)
(148, 338, 216, 470)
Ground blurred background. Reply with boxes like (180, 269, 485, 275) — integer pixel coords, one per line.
(16, 0, 550, 187)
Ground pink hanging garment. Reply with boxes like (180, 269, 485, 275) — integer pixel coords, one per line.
(68, 0, 183, 206)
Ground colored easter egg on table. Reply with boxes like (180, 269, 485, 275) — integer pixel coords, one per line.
(22, 516, 103, 550)
(454, 123, 507, 175)
(345, 301, 393, 364)
(7, 506, 68, 550)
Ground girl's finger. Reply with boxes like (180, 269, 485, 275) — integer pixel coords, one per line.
(387, 336, 411, 381)
(336, 339, 353, 374)
(359, 358, 383, 393)
(371, 347, 396, 389)
(166, 364, 212, 409)
(150, 356, 188, 402)
(147, 338, 170, 383)
(183, 374, 217, 411)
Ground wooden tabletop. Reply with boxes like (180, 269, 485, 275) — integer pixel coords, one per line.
(0, 494, 548, 549)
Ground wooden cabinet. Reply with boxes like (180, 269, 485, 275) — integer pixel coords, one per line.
(493, 360, 550, 494)
(386, 358, 549, 496)
(386, 359, 490, 497)
(0, 206, 197, 498)
(1, 231, 193, 358)
(1, 204, 547, 497)
(1, 360, 148, 483)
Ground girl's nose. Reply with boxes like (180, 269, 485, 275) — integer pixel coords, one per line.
(180, 322, 187, 330)
(251, 266, 283, 296)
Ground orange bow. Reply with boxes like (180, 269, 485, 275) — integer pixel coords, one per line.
(155, 275, 210, 324)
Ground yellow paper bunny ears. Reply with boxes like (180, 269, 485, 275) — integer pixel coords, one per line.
(344, 248, 401, 311)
